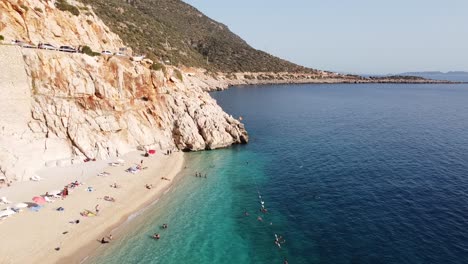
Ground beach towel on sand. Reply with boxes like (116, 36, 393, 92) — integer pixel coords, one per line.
(80, 210, 96, 217)
(29, 205, 43, 212)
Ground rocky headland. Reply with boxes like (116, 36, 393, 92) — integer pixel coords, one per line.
(0, 0, 247, 183)
(0, 0, 453, 183)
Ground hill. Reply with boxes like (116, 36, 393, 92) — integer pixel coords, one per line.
(397, 71, 468, 82)
(81, 0, 315, 73)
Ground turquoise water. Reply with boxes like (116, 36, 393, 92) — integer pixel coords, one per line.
(88, 83, 468, 264)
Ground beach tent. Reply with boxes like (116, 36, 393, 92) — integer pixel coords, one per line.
(32, 196, 46, 205)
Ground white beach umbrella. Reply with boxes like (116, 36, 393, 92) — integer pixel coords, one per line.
(13, 203, 28, 209)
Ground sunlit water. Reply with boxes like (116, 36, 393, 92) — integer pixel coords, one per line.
(87, 83, 468, 264)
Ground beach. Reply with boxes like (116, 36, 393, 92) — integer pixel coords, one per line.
(0, 150, 184, 264)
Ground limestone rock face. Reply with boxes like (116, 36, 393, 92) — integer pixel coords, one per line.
(0, 0, 248, 182)
(0, 46, 248, 182)
(0, 0, 122, 51)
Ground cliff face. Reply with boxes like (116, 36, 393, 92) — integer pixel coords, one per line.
(0, 0, 122, 51)
(25, 49, 248, 153)
(0, 0, 247, 182)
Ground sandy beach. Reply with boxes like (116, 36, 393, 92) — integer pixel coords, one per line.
(0, 150, 184, 264)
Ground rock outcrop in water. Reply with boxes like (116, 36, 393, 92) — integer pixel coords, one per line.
(0, 0, 248, 182)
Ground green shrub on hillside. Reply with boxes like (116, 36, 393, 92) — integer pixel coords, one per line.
(20, 5, 28, 11)
(173, 69, 183, 81)
(55, 0, 80, 16)
(150, 62, 166, 72)
(34, 7, 43, 13)
(82, 45, 100, 56)
(226, 73, 237, 80)
(0, 35, 4, 41)
(81, 0, 316, 73)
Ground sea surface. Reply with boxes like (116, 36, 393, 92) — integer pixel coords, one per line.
(87, 83, 468, 264)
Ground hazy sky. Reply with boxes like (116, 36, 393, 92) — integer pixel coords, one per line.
(183, 0, 468, 74)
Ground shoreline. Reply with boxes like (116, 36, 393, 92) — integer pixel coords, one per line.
(62, 160, 189, 264)
(184, 70, 465, 92)
(0, 151, 185, 264)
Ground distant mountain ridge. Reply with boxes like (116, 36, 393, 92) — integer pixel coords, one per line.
(82, 0, 315, 73)
(397, 71, 468, 82)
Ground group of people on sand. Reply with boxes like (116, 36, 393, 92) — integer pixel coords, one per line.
(60, 180, 83, 199)
(194, 172, 207, 178)
(110, 182, 121, 189)
(146, 177, 171, 189)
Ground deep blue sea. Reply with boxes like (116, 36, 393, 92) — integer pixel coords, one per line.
(87, 83, 468, 264)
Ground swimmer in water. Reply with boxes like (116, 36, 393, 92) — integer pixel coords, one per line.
(257, 216, 263, 222)
(275, 240, 281, 248)
(153, 233, 160, 239)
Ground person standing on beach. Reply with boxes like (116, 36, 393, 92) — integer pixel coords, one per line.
(95, 204, 100, 215)
(62, 186, 68, 199)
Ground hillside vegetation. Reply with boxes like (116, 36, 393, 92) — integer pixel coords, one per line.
(82, 0, 315, 73)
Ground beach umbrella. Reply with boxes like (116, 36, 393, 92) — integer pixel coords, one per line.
(32, 196, 46, 205)
(0, 208, 15, 217)
(13, 203, 28, 209)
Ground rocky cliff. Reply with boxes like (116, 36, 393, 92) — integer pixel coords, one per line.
(0, 0, 122, 51)
(0, 0, 247, 182)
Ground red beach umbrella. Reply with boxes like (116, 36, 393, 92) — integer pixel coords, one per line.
(32, 196, 46, 205)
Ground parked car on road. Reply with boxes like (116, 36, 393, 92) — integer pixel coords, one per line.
(59, 46, 77, 53)
(101, 50, 112, 55)
(12, 40, 36, 48)
(38, 43, 57, 50)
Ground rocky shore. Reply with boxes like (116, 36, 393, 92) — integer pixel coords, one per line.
(183, 69, 458, 92)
